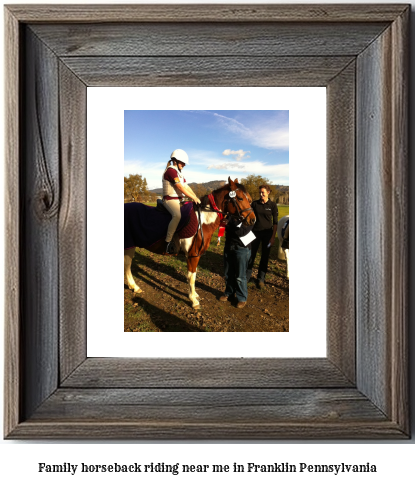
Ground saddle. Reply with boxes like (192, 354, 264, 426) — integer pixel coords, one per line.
(155, 198, 171, 215)
(124, 201, 198, 249)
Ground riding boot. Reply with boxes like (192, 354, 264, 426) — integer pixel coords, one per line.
(164, 241, 176, 254)
(258, 269, 266, 285)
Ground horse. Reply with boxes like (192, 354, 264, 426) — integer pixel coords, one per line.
(124, 177, 256, 309)
(277, 215, 289, 278)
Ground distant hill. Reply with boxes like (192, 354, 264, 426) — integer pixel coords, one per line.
(150, 180, 289, 204)
(274, 185, 289, 193)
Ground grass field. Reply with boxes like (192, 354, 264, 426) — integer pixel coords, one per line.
(277, 205, 289, 219)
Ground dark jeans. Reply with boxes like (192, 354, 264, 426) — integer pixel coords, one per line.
(247, 228, 273, 283)
(223, 245, 251, 302)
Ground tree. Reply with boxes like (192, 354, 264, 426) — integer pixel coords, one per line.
(273, 185, 289, 204)
(277, 191, 289, 204)
(240, 174, 274, 201)
(273, 188, 281, 203)
(148, 191, 158, 203)
(124, 174, 151, 202)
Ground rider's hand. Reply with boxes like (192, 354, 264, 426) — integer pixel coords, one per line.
(194, 197, 201, 205)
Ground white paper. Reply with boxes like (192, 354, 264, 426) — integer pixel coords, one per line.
(240, 230, 256, 246)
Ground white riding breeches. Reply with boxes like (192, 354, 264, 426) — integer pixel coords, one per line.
(163, 198, 181, 242)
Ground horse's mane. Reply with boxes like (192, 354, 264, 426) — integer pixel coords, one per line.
(200, 194, 211, 207)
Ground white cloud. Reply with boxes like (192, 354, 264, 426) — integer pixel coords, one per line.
(214, 113, 250, 138)
(255, 127, 289, 150)
(125, 151, 289, 190)
(208, 159, 288, 177)
(214, 113, 289, 150)
(222, 149, 250, 161)
(124, 155, 230, 189)
(208, 162, 246, 170)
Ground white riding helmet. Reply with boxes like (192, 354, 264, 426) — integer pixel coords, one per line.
(170, 149, 189, 165)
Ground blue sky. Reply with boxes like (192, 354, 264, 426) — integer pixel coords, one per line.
(124, 110, 289, 190)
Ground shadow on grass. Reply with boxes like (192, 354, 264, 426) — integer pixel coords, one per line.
(131, 250, 225, 299)
(129, 295, 203, 332)
(195, 238, 284, 274)
(124, 281, 187, 303)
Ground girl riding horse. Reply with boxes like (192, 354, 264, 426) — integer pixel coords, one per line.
(161, 149, 201, 254)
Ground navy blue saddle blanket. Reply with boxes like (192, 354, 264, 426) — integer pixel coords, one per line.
(124, 201, 194, 249)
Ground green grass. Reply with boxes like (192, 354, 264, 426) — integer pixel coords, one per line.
(133, 203, 289, 275)
(277, 205, 289, 219)
(124, 302, 159, 332)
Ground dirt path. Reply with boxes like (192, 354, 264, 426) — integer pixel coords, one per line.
(124, 244, 289, 332)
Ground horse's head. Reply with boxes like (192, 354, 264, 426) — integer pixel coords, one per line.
(226, 177, 256, 226)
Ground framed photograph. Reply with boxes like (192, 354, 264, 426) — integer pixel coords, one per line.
(4, 4, 409, 439)
(87, 87, 326, 357)
(121, 105, 292, 334)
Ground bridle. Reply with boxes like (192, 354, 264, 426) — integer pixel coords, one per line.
(188, 188, 254, 258)
(225, 189, 254, 224)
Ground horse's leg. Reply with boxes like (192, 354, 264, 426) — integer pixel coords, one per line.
(277, 242, 286, 260)
(284, 249, 289, 279)
(187, 269, 200, 308)
(187, 256, 201, 309)
(180, 236, 201, 306)
(124, 248, 143, 293)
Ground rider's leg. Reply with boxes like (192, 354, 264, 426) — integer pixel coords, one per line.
(163, 198, 181, 252)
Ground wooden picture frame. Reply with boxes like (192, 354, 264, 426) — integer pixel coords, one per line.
(4, 4, 409, 439)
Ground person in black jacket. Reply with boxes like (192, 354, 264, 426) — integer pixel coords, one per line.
(246, 185, 279, 288)
(219, 215, 255, 309)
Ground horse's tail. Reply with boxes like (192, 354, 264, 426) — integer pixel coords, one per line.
(277, 243, 286, 260)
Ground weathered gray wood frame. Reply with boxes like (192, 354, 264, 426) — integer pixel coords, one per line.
(4, 4, 409, 439)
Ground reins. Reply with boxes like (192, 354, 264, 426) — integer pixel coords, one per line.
(187, 199, 218, 258)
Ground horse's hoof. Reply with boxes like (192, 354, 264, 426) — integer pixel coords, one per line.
(134, 288, 143, 294)
(193, 304, 201, 310)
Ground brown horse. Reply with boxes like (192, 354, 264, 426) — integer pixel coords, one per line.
(124, 177, 256, 309)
